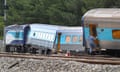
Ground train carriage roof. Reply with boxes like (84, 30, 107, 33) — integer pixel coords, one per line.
(83, 8, 120, 24)
(29, 23, 82, 33)
(57, 27, 82, 33)
(29, 23, 67, 30)
(5, 24, 26, 30)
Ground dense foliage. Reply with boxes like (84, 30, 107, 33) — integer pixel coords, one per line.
(0, 0, 120, 38)
(1, 0, 120, 26)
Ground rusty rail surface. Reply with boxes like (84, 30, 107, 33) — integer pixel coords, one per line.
(0, 52, 120, 65)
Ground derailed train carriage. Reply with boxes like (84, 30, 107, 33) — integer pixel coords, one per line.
(4, 24, 84, 54)
(5, 24, 29, 52)
(82, 8, 120, 54)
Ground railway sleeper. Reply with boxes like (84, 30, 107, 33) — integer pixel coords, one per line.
(8, 61, 19, 69)
(6, 45, 24, 53)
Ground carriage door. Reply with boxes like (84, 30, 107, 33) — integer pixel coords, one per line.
(89, 24, 99, 47)
(57, 33, 61, 53)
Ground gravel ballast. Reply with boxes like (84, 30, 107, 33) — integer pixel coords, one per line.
(0, 57, 120, 72)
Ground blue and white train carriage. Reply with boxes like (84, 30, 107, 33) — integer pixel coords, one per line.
(4, 24, 83, 54)
(5, 24, 30, 52)
(55, 27, 83, 53)
(82, 8, 120, 54)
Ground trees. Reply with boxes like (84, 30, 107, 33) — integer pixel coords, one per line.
(103, 0, 120, 8)
(7, 0, 33, 25)
(0, 0, 120, 26)
(5, 0, 86, 26)
(0, 16, 4, 39)
(84, 0, 104, 9)
(0, 0, 4, 16)
(47, 0, 85, 26)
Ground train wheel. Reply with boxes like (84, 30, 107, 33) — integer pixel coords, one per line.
(106, 49, 115, 56)
(106, 49, 120, 57)
(22, 46, 28, 53)
(86, 48, 94, 55)
(30, 48, 37, 54)
(17, 46, 22, 53)
(6, 46, 10, 52)
(25, 45, 31, 53)
(41, 50, 45, 54)
(47, 49, 51, 55)
(9, 46, 15, 52)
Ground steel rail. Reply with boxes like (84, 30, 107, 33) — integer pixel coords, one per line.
(0, 53, 120, 65)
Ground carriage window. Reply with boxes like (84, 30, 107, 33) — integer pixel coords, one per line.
(101, 29, 104, 32)
(79, 36, 83, 42)
(33, 32, 36, 36)
(112, 30, 120, 39)
(72, 36, 78, 42)
(16, 32, 20, 38)
(66, 36, 71, 43)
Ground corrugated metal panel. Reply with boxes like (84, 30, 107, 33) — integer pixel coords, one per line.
(83, 8, 120, 24)
(58, 27, 82, 33)
(27, 24, 58, 49)
(5, 24, 26, 31)
(30, 24, 67, 31)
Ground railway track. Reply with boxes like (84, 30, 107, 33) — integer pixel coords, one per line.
(0, 52, 120, 65)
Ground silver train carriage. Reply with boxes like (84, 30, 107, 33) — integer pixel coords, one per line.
(82, 8, 120, 53)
